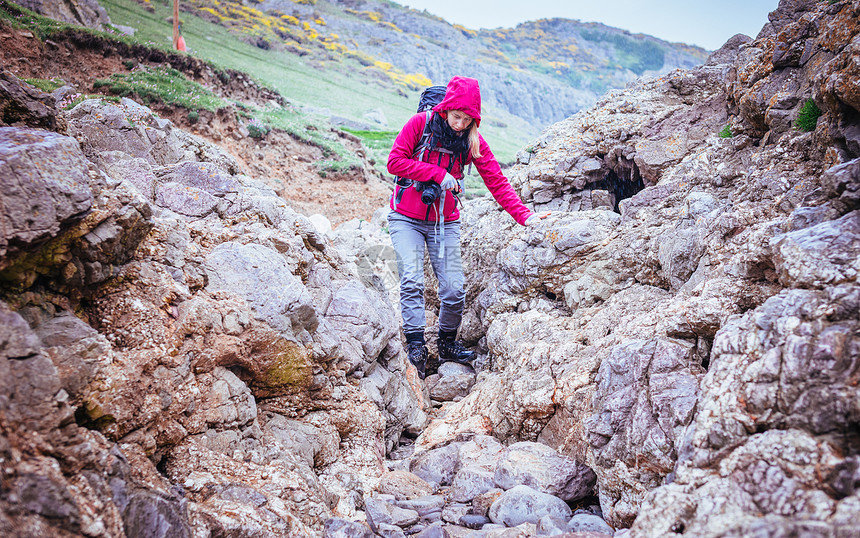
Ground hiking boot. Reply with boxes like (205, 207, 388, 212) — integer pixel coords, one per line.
(407, 341, 428, 379)
(438, 336, 475, 365)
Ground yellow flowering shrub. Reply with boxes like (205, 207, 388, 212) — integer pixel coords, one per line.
(188, 0, 432, 87)
(378, 21, 402, 32)
(374, 60, 393, 71)
(453, 24, 477, 38)
(345, 9, 382, 22)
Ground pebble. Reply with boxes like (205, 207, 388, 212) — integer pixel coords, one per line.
(458, 514, 491, 529)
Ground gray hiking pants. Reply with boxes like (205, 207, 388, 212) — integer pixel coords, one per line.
(387, 211, 465, 335)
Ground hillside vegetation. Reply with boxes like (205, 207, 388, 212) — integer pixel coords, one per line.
(99, 0, 534, 163)
(102, 0, 708, 162)
(253, 0, 709, 124)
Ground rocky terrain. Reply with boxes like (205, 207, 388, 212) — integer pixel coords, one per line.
(2, 0, 860, 537)
(420, 0, 859, 535)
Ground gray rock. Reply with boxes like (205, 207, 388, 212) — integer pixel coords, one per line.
(494, 441, 596, 502)
(421, 510, 442, 524)
(154, 161, 241, 196)
(325, 280, 398, 375)
(470, 489, 504, 517)
(392, 495, 446, 516)
(67, 99, 238, 172)
(3, 349, 63, 431)
(0, 127, 93, 264)
(488, 485, 572, 527)
(0, 304, 41, 360)
(195, 367, 257, 429)
(457, 435, 506, 472)
(33, 311, 111, 400)
(436, 361, 474, 377)
(155, 182, 219, 217)
(566, 513, 614, 534)
(410, 442, 463, 488)
(73, 187, 153, 287)
(105, 156, 158, 201)
(428, 372, 476, 402)
(117, 489, 192, 538)
(772, 210, 860, 289)
(218, 484, 267, 507)
(822, 158, 860, 211)
(324, 517, 375, 538)
(535, 514, 568, 536)
(657, 227, 706, 291)
(584, 338, 704, 509)
(365, 498, 419, 532)
(441, 503, 471, 525)
(0, 71, 61, 130)
(12, 473, 80, 524)
(706, 33, 753, 66)
(360, 362, 428, 451)
(459, 514, 491, 529)
(18, 0, 110, 28)
(362, 108, 387, 127)
(375, 522, 407, 538)
(414, 521, 447, 538)
(450, 465, 496, 503)
(783, 206, 842, 232)
(376, 470, 434, 500)
(204, 241, 317, 338)
(263, 413, 339, 468)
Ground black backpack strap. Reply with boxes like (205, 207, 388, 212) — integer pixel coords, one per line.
(393, 176, 412, 206)
(393, 113, 433, 210)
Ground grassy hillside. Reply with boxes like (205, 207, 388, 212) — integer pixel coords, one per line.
(99, 0, 532, 163)
(100, 0, 418, 125)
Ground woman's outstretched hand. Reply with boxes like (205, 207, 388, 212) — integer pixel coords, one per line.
(440, 173, 459, 191)
(525, 211, 552, 226)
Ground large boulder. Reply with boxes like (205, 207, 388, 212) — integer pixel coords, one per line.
(0, 127, 92, 268)
(0, 70, 63, 130)
(493, 441, 596, 502)
(488, 485, 572, 527)
(17, 0, 110, 29)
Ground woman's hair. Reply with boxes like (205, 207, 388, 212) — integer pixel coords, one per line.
(467, 122, 481, 159)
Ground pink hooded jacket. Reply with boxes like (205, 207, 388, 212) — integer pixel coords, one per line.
(387, 76, 533, 225)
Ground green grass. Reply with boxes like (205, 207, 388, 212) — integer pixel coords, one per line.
(1, 0, 75, 37)
(0, 0, 145, 47)
(4, 0, 530, 176)
(99, 0, 419, 129)
(794, 99, 821, 132)
(341, 128, 397, 174)
(98, 0, 530, 163)
(719, 125, 732, 138)
(254, 105, 363, 173)
(93, 65, 226, 111)
(23, 77, 64, 92)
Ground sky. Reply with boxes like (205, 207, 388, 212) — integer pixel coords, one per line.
(399, 0, 780, 51)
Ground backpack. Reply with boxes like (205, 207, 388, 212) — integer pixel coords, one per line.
(417, 85, 447, 112)
(393, 86, 469, 211)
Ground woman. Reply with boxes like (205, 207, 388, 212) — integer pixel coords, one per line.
(387, 76, 549, 379)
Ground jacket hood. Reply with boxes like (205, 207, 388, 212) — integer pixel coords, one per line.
(433, 76, 481, 127)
